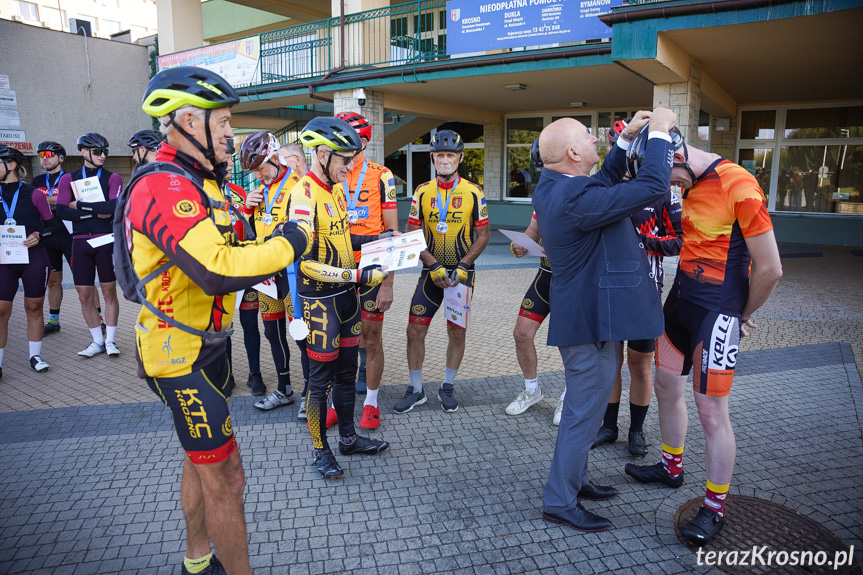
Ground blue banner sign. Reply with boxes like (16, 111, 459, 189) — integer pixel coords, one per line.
(446, 0, 621, 55)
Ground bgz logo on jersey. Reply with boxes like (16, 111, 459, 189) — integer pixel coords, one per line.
(173, 199, 200, 218)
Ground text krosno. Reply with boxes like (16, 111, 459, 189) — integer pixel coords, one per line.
(696, 546, 855, 570)
(480, 0, 564, 14)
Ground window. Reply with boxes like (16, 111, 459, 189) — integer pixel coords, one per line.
(740, 110, 776, 140)
(784, 106, 863, 140)
(102, 19, 121, 35)
(130, 25, 147, 39)
(738, 104, 863, 214)
(42, 6, 67, 29)
(74, 14, 98, 32)
(15, 0, 38, 21)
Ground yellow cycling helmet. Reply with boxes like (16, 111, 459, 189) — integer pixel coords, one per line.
(299, 117, 363, 152)
(142, 66, 240, 118)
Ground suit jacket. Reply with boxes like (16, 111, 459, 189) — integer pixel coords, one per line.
(532, 139, 673, 347)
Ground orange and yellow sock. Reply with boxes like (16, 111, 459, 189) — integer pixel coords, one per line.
(704, 479, 730, 516)
(661, 443, 684, 478)
(183, 553, 213, 574)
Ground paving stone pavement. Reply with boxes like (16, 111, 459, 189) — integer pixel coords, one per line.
(0, 238, 861, 574)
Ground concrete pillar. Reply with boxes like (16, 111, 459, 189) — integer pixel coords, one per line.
(710, 115, 738, 160)
(157, 0, 204, 54)
(654, 60, 701, 148)
(333, 88, 385, 164)
(482, 121, 503, 201)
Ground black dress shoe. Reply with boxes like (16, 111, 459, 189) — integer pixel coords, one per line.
(625, 462, 684, 488)
(578, 482, 619, 501)
(313, 448, 344, 479)
(338, 434, 390, 455)
(542, 504, 613, 532)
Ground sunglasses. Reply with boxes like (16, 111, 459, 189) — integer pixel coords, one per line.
(329, 150, 358, 164)
(87, 148, 108, 156)
(38, 151, 57, 159)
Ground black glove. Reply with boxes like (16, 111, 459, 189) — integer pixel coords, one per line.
(268, 220, 313, 256)
(453, 262, 470, 285)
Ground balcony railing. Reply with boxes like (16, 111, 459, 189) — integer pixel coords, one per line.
(181, 0, 447, 90)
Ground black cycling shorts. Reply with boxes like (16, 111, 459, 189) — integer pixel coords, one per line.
(408, 267, 476, 328)
(656, 293, 739, 397)
(40, 231, 72, 273)
(518, 268, 551, 324)
(358, 282, 384, 322)
(147, 354, 237, 464)
(0, 248, 50, 301)
(302, 289, 361, 362)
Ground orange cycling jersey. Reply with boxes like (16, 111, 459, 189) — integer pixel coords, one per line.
(125, 144, 306, 378)
(672, 159, 773, 315)
(407, 176, 488, 267)
(250, 166, 300, 238)
(289, 171, 357, 296)
(341, 151, 397, 262)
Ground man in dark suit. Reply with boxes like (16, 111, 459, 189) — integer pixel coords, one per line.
(532, 107, 678, 532)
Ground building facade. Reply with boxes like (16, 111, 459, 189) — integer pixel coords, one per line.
(156, 0, 862, 244)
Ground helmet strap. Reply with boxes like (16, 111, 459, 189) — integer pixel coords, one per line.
(672, 144, 699, 188)
(169, 108, 218, 168)
(320, 150, 338, 187)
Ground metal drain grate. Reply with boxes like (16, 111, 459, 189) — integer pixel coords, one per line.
(675, 496, 859, 574)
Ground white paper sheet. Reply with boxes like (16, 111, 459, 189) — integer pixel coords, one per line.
(86, 233, 114, 248)
(443, 283, 472, 329)
(499, 229, 545, 258)
(358, 229, 427, 272)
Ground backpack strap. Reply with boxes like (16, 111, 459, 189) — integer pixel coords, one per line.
(124, 162, 233, 339)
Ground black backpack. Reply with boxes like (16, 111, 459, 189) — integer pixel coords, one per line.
(113, 161, 254, 340)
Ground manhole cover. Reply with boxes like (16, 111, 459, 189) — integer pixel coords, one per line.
(675, 496, 859, 574)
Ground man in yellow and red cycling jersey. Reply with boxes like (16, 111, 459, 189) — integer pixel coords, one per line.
(239, 131, 312, 412)
(129, 67, 312, 575)
(397, 129, 490, 414)
(289, 116, 393, 479)
(335, 111, 398, 429)
(624, 124, 782, 546)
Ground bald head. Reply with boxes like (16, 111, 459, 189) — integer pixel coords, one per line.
(538, 118, 599, 176)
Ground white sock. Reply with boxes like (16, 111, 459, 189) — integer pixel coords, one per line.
(525, 377, 539, 394)
(89, 327, 105, 345)
(560, 388, 566, 401)
(364, 388, 379, 407)
(443, 367, 458, 385)
(105, 325, 117, 344)
(29, 341, 42, 358)
(0, 347, 4, 367)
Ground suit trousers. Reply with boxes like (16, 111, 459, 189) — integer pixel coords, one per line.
(543, 341, 622, 513)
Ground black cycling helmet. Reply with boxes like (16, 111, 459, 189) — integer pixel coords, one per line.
(128, 130, 163, 150)
(226, 138, 235, 155)
(530, 137, 543, 168)
(142, 66, 240, 168)
(429, 130, 463, 153)
(37, 141, 66, 160)
(0, 144, 25, 166)
(626, 124, 685, 180)
(77, 132, 109, 150)
(300, 116, 363, 186)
